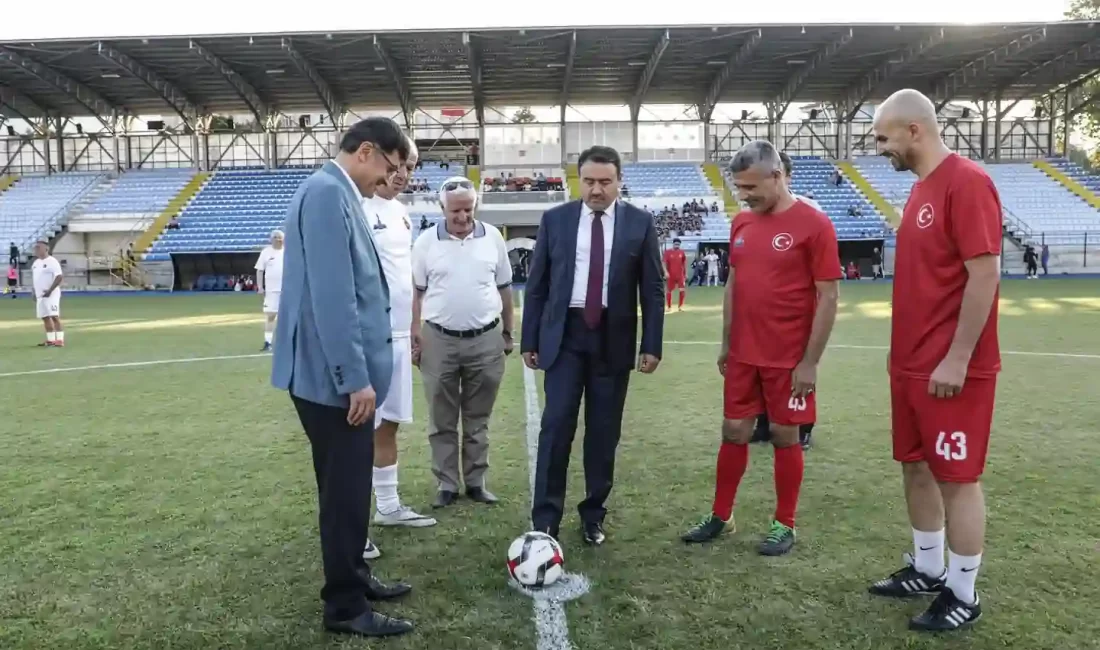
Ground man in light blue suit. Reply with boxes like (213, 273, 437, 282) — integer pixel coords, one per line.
(271, 117, 415, 639)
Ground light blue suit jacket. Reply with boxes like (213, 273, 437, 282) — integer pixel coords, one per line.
(271, 161, 394, 408)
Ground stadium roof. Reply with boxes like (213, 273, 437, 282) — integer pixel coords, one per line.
(0, 22, 1097, 124)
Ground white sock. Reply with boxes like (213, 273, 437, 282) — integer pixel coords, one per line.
(56, 331, 64, 343)
(946, 550, 981, 605)
(46, 331, 56, 342)
(913, 528, 946, 577)
(264, 331, 273, 344)
(373, 464, 400, 514)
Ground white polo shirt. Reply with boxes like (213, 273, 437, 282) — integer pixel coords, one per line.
(363, 195, 414, 335)
(254, 246, 284, 292)
(412, 221, 512, 331)
(32, 255, 63, 297)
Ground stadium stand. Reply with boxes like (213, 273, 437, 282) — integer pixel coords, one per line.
(981, 163, 1100, 244)
(146, 168, 311, 259)
(1045, 158, 1100, 195)
(788, 157, 891, 239)
(622, 163, 711, 197)
(147, 168, 445, 262)
(84, 168, 196, 214)
(0, 173, 105, 254)
(409, 161, 465, 193)
(852, 156, 915, 213)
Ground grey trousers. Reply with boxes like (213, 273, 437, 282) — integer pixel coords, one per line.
(420, 322, 506, 492)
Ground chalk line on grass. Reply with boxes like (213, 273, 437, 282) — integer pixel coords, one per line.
(0, 353, 268, 379)
(3, 339, 1096, 381)
(520, 363, 589, 650)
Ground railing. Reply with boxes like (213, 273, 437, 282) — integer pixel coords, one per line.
(1019, 231, 1100, 269)
(1001, 206, 1034, 243)
(17, 180, 101, 252)
(480, 191, 568, 205)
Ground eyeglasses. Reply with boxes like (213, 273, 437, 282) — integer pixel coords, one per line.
(442, 179, 474, 192)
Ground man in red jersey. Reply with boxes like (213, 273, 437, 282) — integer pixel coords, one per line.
(663, 238, 688, 311)
(681, 140, 840, 555)
(866, 89, 1001, 633)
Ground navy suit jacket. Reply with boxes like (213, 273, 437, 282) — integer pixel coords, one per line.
(521, 199, 664, 373)
(270, 161, 394, 408)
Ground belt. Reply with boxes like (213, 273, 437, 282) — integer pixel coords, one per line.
(427, 318, 500, 339)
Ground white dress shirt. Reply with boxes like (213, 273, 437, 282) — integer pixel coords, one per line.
(569, 201, 616, 308)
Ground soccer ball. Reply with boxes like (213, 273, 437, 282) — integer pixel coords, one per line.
(507, 531, 564, 588)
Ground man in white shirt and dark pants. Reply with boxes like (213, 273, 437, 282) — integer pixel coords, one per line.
(361, 139, 437, 561)
(254, 229, 284, 352)
(31, 240, 64, 347)
(412, 176, 514, 509)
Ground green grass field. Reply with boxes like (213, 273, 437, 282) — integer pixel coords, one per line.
(2, 280, 1099, 650)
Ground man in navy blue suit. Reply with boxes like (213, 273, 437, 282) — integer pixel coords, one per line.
(522, 145, 665, 545)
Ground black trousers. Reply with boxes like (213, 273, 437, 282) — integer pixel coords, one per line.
(291, 394, 374, 620)
(532, 310, 630, 534)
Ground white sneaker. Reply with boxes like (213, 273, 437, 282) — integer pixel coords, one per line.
(362, 539, 381, 560)
(374, 505, 438, 528)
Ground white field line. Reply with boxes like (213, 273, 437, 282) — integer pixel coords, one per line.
(522, 364, 581, 650)
(1, 340, 1095, 381)
(0, 353, 268, 379)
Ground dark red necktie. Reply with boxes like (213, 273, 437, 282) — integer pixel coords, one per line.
(584, 210, 605, 329)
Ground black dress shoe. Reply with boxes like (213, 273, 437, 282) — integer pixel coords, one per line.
(358, 569, 412, 601)
(466, 487, 498, 504)
(324, 610, 414, 637)
(582, 521, 606, 546)
(432, 490, 459, 508)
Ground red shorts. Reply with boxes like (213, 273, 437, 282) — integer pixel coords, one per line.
(890, 374, 997, 483)
(666, 275, 685, 290)
(723, 362, 815, 426)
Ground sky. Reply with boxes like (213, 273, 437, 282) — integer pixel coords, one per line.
(0, 0, 1073, 41)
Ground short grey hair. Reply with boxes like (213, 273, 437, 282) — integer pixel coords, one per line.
(728, 140, 783, 175)
(270, 229, 284, 239)
(438, 176, 478, 210)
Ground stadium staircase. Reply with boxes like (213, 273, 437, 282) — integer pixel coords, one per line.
(702, 163, 738, 215)
(0, 175, 17, 194)
(836, 161, 900, 227)
(131, 171, 209, 268)
(566, 164, 580, 200)
(467, 165, 480, 192)
(1033, 159, 1100, 210)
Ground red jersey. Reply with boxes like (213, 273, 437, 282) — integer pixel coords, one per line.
(728, 200, 841, 368)
(891, 154, 1001, 379)
(663, 248, 687, 278)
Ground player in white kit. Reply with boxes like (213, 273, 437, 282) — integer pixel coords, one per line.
(254, 230, 284, 352)
(362, 138, 437, 560)
(31, 240, 64, 347)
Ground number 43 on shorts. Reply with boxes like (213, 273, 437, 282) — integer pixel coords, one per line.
(935, 431, 968, 461)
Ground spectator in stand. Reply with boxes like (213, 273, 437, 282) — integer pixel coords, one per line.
(9, 241, 18, 267)
(167, 216, 180, 230)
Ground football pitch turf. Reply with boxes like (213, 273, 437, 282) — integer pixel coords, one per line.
(1, 280, 1099, 650)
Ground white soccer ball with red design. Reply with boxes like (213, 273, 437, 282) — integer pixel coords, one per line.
(507, 531, 564, 588)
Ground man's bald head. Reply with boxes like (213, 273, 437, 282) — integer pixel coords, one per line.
(875, 89, 939, 130)
(872, 88, 946, 175)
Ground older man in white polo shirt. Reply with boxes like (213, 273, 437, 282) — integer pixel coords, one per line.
(411, 176, 514, 509)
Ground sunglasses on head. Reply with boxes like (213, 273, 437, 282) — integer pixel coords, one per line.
(442, 180, 473, 192)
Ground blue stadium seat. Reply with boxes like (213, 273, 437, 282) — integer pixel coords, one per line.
(0, 173, 106, 252)
(84, 168, 196, 214)
(622, 163, 711, 197)
(857, 156, 1100, 245)
(147, 167, 447, 261)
